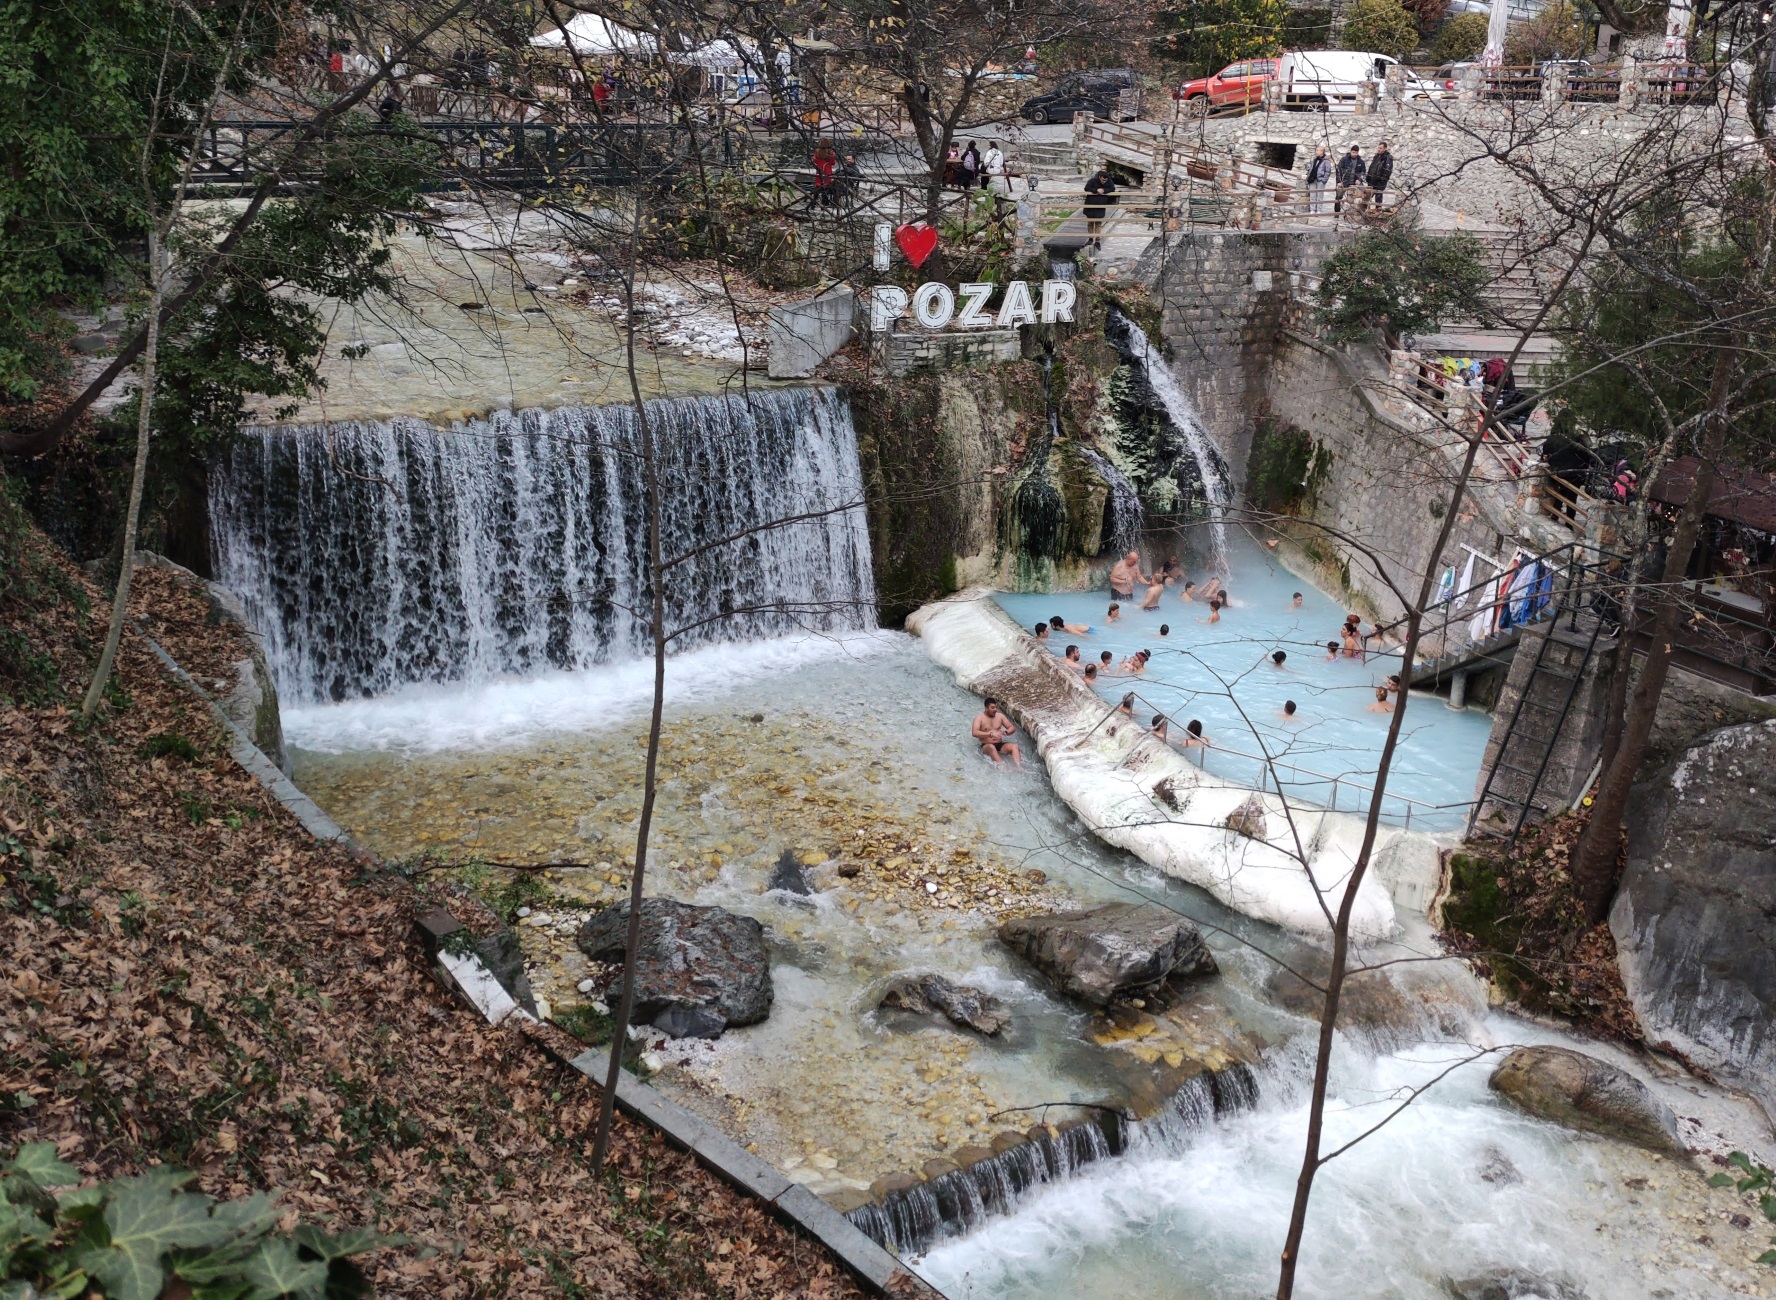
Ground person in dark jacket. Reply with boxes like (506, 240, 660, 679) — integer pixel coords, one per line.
(1083, 167, 1117, 246)
(1364, 140, 1394, 215)
(1333, 145, 1363, 216)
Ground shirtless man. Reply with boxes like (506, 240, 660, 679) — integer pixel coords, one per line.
(1051, 614, 1092, 635)
(1291, 592, 1304, 609)
(1033, 623, 1051, 643)
(1105, 602, 1122, 624)
(1140, 576, 1169, 610)
(1280, 699, 1299, 722)
(1202, 599, 1223, 625)
(1179, 581, 1197, 603)
(973, 698, 1024, 765)
(1108, 551, 1149, 600)
(1367, 687, 1394, 714)
(1062, 644, 1084, 671)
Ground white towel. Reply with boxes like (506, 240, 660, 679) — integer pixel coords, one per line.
(1454, 551, 1477, 610)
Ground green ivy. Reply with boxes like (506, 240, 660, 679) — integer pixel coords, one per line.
(0, 1142, 392, 1299)
(1708, 1152, 1776, 1266)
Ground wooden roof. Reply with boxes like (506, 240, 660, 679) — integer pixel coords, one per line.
(1649, 456, 1776, 534)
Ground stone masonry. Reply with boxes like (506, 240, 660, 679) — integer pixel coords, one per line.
(872, 326, 1022, 378)
(1475, 623, 1615, 827)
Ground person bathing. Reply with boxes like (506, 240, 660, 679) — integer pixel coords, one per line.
(1108, 551, 1149, 600)
(973, 698, 1024, 766)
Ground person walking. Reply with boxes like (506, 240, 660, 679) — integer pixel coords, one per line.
(943, 142, 961, 187)
(1305, 144, 1333, 216)
(1363, 140, 1394, 217)
(984, 140, 1006, 193)
(838, 153, 864, 206)
(1333, 144, 1363, 218)
(1083, 167, 1116, 247)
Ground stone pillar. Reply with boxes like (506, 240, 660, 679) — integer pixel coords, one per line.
(1458, 64, 1483, 103)
(1356, 78, 1380, 114)
(1383, 63, 1407, 103)
(1014, 194, 1038, 260)
(1263, 79, 1284, 113)
(1617, 58, 1644, 109)
(1541, 67, 1565, 106)
(1449, 668, 1470, 710)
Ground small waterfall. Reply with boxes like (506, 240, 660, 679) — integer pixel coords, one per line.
(1007, 356, 1068, 582)
(210, 387, 876, 704)
(1074, 445, 1144, 558)
(846, 1061, 1259, 1257)
(1106, 309, 1232, 559)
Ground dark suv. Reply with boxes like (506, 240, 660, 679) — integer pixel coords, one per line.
(1020, 68, 1138, 124)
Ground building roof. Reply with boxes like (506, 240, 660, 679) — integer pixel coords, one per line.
(1649, 456, 1776, 534)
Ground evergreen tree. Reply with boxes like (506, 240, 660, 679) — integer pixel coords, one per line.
(1151, 0, 1288, 78)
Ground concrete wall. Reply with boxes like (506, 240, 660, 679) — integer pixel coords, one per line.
(872, 326, 1022, 378)
(767, 287, 856, 379)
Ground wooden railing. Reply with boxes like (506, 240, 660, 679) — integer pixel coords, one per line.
(1539, 470, 1597, 537)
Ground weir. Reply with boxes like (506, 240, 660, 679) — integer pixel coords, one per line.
(209, 386, 875, 704)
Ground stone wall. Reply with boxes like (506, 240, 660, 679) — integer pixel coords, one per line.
(768, 287, 856, 379)
(1188, 100, 1751, 225)
(871, 326, 1023, 378)
(1264, 331, 1510, 625)
(1137, 229, 1339, 486)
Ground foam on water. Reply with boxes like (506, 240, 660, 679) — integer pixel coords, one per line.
(996, 537, 1493, 828)
(916, 1023, 1668, 1299)
(284, 629, 901, 754)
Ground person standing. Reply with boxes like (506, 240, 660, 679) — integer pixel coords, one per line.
(983, 140, 1005, 192)
(944, 142, 961, 187)
(1364, 140, 1393, 217)
(812, 142, 838, 209)
(839, 153, 864, 206)
(960, 140, 981, 189)
(1083, 167, 1116, 247)
(1305, 144, 1333, 216)
(1334, 144, 1363, 217)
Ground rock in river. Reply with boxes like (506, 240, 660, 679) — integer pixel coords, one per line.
(577, 899, 772, 1037)
(1487, 1045, 1686, 1156)
(1611, 719, 1776, 1125)
(879, 974, 1011, 1035)
(997, 902, 1217, 1006)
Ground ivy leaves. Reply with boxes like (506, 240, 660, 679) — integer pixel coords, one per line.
(1, 1144, 387, 1299)
(1708, 1151, 1776, 1266)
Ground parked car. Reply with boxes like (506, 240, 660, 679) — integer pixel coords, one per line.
(1175, 58, 1278, 110)
(1434, 60, 1477, 90)
(1277, 50, 1452, 108)
(1020, 68, 1138, 123)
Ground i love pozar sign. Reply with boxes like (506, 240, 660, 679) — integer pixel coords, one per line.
(869, 279, 1077, 333)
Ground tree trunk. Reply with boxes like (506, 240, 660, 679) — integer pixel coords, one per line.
(1570, 344, 1735, 921)
(81, 229, 164, 718)
(592, 199, 668, 1169)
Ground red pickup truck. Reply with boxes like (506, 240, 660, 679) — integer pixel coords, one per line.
(1175, 58, 1278, 109)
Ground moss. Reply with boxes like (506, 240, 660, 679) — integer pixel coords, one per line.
(1245, 420, 1318, 516)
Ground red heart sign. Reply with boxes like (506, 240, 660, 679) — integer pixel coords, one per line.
(895, 222, 938, 268)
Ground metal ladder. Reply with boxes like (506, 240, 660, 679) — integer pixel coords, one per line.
(1465, 560, 1611, 847)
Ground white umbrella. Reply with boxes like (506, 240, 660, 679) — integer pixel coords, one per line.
(529, 13, 656, 55)
(1662, 0, 1691, 60)
(1482, 0, 1510, 67)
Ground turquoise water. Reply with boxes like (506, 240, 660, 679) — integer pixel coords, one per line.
(994, 541, 1492, 829)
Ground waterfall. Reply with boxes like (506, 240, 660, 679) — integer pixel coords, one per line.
(209, 387, 876, 704)
(1107, 310, 1232, 559)
(1074, 445, 1145, 558)
(846, 1061, 1259, 1257)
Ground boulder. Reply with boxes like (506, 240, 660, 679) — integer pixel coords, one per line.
(1611, 719, 1776, 1124)
(1443, 1268, 1584, 1300)
(576, 899, 772, 1037)
(768, 849, 812, 896)
(879, 974, 1011, 1035)
(1487, 1045, 1686, 1156)
(997, 902, 1217, 1006)
(473, 926, 539, 1018)
(1224, 793, 1268, 840)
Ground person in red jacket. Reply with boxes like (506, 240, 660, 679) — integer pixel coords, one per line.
(812, 142, 838, 209)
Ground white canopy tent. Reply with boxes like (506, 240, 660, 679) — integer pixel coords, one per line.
(528, 13, 657, 56)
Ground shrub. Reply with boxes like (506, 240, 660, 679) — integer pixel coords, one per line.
(1433, 11, 1490, 61)
(1398, 0, 1449, 35)
(1152, 0, 1289, 77)
(138, 732, 200, 762)
(1315, 219, 1488, 347)
(1340, 0, 1420, 59)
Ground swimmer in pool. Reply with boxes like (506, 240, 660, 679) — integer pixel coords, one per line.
(1098, 650, 1115, 673)
(1324, 640, 1340, 661)
(1385, 673, 1402, 696)
(1280, 699, 1298, 722)
(1179, 581, 1197, 603)
(1051, 614, 1092, 635)
(1062, 644, 1084, 671)
(1118, 649, 1150, 674)
(1199, 577, 1223, 602)
(1141, 576, 1168, 610)
(973, 698, 1024, 766)
(1117, 692, 1136, 718)
(1181, 718, 1210, 749)
(1033, 623, 1050, 642)
(1150, 714, 1170, 741)
(1201, 598, 1222, 625)
(1291, 592, 1303, 608)
(1158, 623, 1170, 636)
(1106, 602, 1122, 624)
(1368, 687, 1394, 714)
(1082, 664, 1099, 684)
(1270, 650, 1288, 669)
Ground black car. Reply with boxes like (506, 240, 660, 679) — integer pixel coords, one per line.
(1020, 68, 1137, 124)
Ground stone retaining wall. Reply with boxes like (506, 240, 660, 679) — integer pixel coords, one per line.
(872, 325, 1023, 377)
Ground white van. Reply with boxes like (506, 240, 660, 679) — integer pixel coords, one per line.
(1278, 50, 1448, 110)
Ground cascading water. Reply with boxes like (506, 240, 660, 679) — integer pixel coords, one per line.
(1106, 308, 1232, 559)
(1073, 445, 1145, 559)
(210, 387, 875, 704)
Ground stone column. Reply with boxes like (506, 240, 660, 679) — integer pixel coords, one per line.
(1383, 63, 1407, 104)
(1449, 668, 1470, 710)
(1357, 78, 1380, 114)
(1541, 67, 1565, 106)
(1458, 64, 1483, 104)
